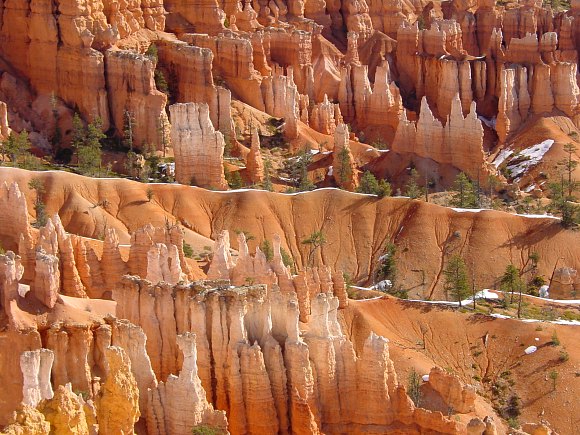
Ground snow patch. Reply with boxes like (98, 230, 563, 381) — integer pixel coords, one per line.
(478, 115, 497, 129)
(492, 149, 513, 168)
(328, 166, 334, 176)
(452, 208, 487, 213)
(524, 346, 537, 355)
(506, 139, 554, 182)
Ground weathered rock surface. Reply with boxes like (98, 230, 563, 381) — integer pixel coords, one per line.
(146, 333, 228, 435)
(170, 102, 228, 189)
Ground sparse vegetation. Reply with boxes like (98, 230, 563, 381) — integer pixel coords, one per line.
(302, 230, 326, 267)
(72, 114, 105, 176)
(191, 425, 226, 435)
(260, 239, 274, 262)
(1, 130, 31, 168)
(183, 241, 194, 259)
(283, 148, 314, 191)
(404, 168, 424, 199)
(357, 171, 391, 198)
(407, 368, 422, 407)
(450, 172, 478, 209)
(28, 178, 47, 228)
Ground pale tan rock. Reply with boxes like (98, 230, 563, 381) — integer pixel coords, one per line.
(393, 95, 490, 181)
(102, 228, 127, 291)
(20, 349, 54, 408)
(109, 318, 158, 413)
(33, 250, 60, 309)
(207, 230, 236, 280)
(0, 251, 24, 315)
(45, 324, 93, 397)
(146, 333, 228, 435)
(0, 182, 31, 252)
(170, 102, 228, 189)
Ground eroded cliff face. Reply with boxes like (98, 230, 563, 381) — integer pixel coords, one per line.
(0, 198, 497, 434)
(0, 0, 578, 194)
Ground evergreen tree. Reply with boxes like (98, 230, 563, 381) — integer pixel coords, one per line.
(302, 230, 326, 267)
(450, 172, 478, 208)
(554, 142, 579, 227)
(76, 117, 105, 176)
(260, 239, 274, 261)
(2, 131, 31, 167)
(376, 243, 397, 289)
(357, 171, 392, 198)
(500, 264, 526, 314)
(407, 368, 423, 407)
(337, 146, 353, 187)
(71, 113, 86, 150)
(123, 110, 135, 151)
(225, 168, 243, 189)
(28, 178, 47, 228)
(50, 92, 62, 148)
(263, 157, 273, 191)
(443, 254, 470, 306)
(157, 115, 170, 158)
(283, 148, 314, 191)
(405, 168, 424, 199)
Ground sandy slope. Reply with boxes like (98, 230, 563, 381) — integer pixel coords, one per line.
(341, 297, 579, 434)
(1, 167, 579, 299)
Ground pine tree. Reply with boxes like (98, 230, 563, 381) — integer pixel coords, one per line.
(123, 110, 135, 151)
(225, 168, 243, 189)
(263, 158, 273, 191)
(500, 264, 526, 313)
(158, 115, 170, 158)
(407, 368, 423, 407)
(443, 254, 470, 306)
(77, 117, 105, 176)
(376, 243, 397, 289)
(28, 178, 47, 228)
(358, 171, 392, 198)
(283, 149, 313, 191)
(260, 239, 274, 261)
(451, 172, 478, 208)
(405, 168, 424, 199)
(337, 146, 353, 188)
(2, 131, 31, 167)
(302, 230, 326, 267)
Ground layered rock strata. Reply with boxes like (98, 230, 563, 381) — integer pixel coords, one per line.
(170, 102, 228, 189)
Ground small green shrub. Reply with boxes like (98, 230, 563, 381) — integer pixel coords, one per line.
(183, 241, 194, 259)
(551, 331, 560, 346)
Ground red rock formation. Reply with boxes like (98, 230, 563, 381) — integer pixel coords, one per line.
(246, 128, 265, 185)
(170, 102, 228, 189)
(428, 366, 476, 414)
(105, 50, 168, 150)
(332, 123, 359, 191)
